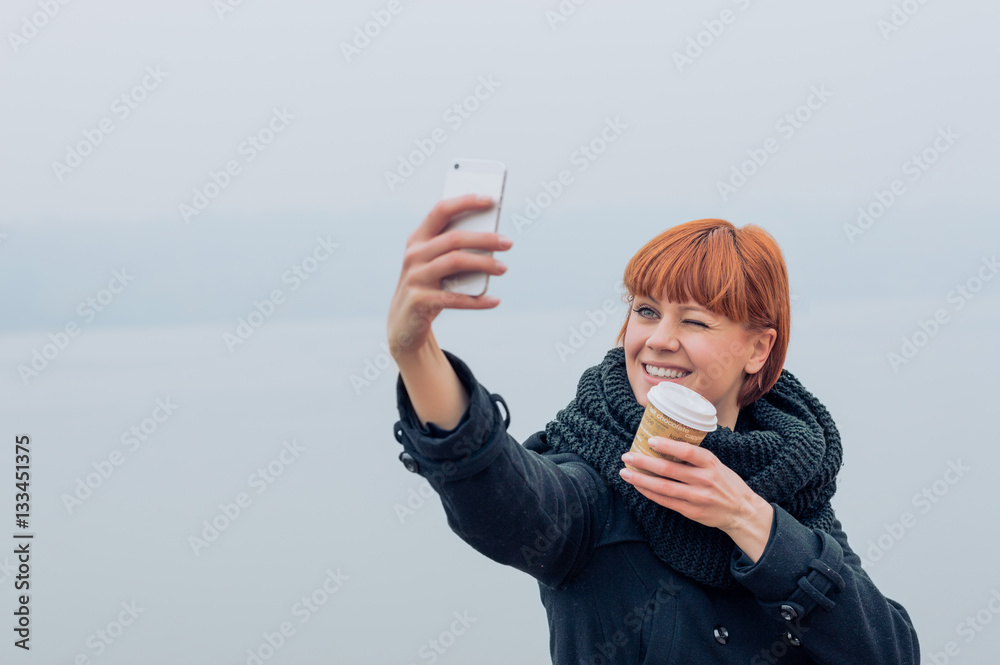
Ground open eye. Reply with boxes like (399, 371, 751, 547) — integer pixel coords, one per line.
(633, 306, 655, 318)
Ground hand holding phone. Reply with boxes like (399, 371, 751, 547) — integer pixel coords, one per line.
(386, 172, 512, 360)
(439, 159, 507, 297)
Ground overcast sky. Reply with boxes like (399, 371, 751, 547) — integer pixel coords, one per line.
(2, 1, 998, 333)
(2, 0, 997, 220)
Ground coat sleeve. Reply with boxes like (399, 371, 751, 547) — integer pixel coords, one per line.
(729, 503, 920, 664)
(391, 349, 609, 590)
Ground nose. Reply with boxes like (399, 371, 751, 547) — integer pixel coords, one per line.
(646, 317, 680, 352)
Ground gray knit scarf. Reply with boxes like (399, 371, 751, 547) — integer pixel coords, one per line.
(538, 346, 843, 590)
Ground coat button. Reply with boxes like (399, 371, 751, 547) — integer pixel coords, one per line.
(780, 604, 798, 621)
(713, 625, 729, 645)
(784, 630, 802, 647)
(398, 452, 420, 473)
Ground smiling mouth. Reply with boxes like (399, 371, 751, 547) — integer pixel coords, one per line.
(643, 363, 692, 380)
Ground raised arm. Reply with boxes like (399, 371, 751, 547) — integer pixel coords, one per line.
(392, 348, 608, 589)
(386, 196, 606, 588)
(386, 192, 511, 431)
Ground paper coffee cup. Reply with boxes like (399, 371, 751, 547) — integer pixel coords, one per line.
(626, 382, 718, 475)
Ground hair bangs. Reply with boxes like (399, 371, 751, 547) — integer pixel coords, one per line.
(623, 221, 750, 326)
(614, 218, 790, 408)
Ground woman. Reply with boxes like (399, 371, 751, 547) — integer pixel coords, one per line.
(387, 194, 920, 663)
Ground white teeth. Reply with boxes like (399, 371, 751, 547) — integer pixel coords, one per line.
(645, 364, 690, 378)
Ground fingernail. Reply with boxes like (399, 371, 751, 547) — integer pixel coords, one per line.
(495, 261, 507, 271)
(477, 195, 493, 204)
(619, 468, 632, 481)
(621, 453, 633, 464)
(498, 235, 513, 247)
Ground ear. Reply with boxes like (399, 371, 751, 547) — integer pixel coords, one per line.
(744, 328, 777, 375)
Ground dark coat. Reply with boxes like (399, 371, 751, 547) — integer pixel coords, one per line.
(393, 350, 920, 664)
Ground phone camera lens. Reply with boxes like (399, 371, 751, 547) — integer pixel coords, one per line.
(453, 163, 459, 169)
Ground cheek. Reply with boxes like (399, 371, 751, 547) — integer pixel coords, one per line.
(624, 331, 641, 357)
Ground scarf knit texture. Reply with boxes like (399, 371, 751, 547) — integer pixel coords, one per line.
(539, 346, 843, 591)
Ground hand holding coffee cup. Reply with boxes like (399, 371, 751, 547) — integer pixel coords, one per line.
(625, 382, 718, 476)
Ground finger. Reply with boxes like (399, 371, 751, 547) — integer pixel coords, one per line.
(411, 194, 496, 244)
(429, 290, 502, 310)
(407, 286, 502, 315)
(406, 228, 512, 269)
(622, 451, 696, 484)
(649, 436, 709, 467)
(416, 248, 508, 288)
(634, 485, 692, 512)
(620, 465, 695, 502)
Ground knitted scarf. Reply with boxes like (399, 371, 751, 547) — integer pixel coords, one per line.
(538, 346, 843, 591)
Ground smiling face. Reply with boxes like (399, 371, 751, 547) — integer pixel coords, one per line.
(623, 292, 775, 430)
(614, 219, 789, 419)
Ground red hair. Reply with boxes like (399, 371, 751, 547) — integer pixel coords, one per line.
(614, 218, 790, 408)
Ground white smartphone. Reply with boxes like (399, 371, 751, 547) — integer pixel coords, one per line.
(439, 158, 507, 297)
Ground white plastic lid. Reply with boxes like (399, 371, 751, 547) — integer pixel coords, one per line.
(646, 382, 718, 432)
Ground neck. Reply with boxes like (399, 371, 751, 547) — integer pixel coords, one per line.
(716, 400, 739, 431)
(713, 378, 744, 430)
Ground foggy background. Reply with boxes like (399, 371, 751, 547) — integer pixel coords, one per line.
(2, 0, 998, 662)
